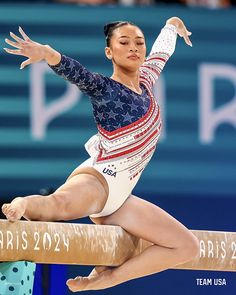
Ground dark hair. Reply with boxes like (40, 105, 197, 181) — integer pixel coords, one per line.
(104, 21, 137, 47)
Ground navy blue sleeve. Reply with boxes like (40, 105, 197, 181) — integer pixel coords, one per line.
(49, 55, 107, 98)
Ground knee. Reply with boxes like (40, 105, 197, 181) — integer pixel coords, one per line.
(47, 192, 69, 220)
(178, 231, 200, 263)
(90, 215, 111, 225)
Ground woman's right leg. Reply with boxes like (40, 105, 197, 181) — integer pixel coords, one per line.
(2, 172, 108, 222)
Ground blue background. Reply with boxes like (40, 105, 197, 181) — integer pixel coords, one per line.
(0, 3, 235, 295)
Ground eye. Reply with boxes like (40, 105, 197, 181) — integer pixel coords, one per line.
(120, 41, 128, 45)
(137, 42, 144, 45)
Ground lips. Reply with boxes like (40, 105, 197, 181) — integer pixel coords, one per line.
(127, 54, 139, 60)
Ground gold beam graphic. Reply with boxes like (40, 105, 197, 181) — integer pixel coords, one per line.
(0, 220, 235, 271)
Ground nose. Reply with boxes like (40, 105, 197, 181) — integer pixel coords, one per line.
(130, 48, 138, 53)
(129, 43, 138, 52)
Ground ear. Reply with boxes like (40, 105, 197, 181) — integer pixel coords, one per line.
(105, 47, 112, 60)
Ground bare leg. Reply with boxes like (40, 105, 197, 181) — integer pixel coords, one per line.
(67, 195, 199, 291)
(2, 173, 108, 222)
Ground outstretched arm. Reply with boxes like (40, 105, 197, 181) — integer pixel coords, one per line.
(139, 17, 192, 88)
(4, 27, 106, 96)
(167, 17, 192, 47)
(4, 26, 61, 68)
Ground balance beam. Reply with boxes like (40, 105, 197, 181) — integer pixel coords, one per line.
(0, 220, 235, 271)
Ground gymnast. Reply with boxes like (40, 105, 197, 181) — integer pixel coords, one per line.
(2, 17, 199, 292)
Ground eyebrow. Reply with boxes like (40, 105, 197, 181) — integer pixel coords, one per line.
(119, 36, 144, 39)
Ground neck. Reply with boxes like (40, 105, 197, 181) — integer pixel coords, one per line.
(111, 67, 141, 93)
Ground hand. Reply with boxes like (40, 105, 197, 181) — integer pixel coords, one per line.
(2, 197, 27, 222)
(166, 17, 192, 47)
(3, 26, 61, 69)
(3, 27, 48, 69)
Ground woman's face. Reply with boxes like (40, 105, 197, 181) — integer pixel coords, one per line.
(106, 25, 146, 72)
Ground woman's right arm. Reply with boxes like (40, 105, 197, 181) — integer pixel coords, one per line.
(48, 54, 105, 97)
(4, 27, 105, 95)
(4, 27, 61, 68)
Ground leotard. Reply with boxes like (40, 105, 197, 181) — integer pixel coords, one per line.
(50, 24, 177, 217)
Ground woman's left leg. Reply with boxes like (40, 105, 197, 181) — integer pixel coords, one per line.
(67, 194, 199, 292)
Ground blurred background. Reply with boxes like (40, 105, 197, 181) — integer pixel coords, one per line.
(0, 0, 235, 294)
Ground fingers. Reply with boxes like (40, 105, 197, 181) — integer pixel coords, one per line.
(4, 27, 31, 50)
(5, 38, 22, 49)
(4, 33, 33, 68)
(9, 31, 24, 44)
(20, 58, 32, 70)
(4, 30, 26, 56)
(19, 26, 31, 41)
(3, 47, 25, 56)
(184, 27, 192, 47)
(180, 26, 192, 47)
(184, 33, 193, 47)
(3, 48, 23, 55)
(177, 24, 193, 47)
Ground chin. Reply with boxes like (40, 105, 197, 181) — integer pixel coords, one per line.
(124, 61, 142, 72)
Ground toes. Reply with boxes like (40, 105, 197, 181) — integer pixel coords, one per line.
(6, 214, 16, 222)
(3, 208, 18, 221)
(66, 276, 88, 292)
(8, 209, 16, 217)
(2, 204, 9, 214)
(66, 276, 82, 286)
(8, 211, 18, 221)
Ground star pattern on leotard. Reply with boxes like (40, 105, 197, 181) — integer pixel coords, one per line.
(57, 62, 67, 72)
(96, 111, 104, 121)
(123, 111, 136, 123)
(73, 69, 81, 80)
(50, 56, 153, 131)
(51, 58, 152, 131)
(97, 97, 108, 107)
(93, 89, 103, 97)
(130, 102, 140, 112)
(107, 108, 118, 119)
(69, 59, 75, 70)
(106, 84, 114, 96)
(50, 25, 176, 132)
(114, 99, 125, 110)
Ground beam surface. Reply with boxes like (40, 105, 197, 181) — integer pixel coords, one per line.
(0, 220, 235, 271)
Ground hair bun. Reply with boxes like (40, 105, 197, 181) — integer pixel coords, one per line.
(103, 21, 122, 37)
(103, 21, 136, 47)
(103, 24, 110, 37)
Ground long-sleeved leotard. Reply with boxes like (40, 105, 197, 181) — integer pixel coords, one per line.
(50, 24, 177, 217)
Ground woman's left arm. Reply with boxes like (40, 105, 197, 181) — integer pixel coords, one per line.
(139, 17, 192, 88)
(166, 16, 192, 47)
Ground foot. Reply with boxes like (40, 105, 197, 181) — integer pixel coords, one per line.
(66, 266, 116, 292)
(88, 266, 110, 278)
(2, 197, 26, 221)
